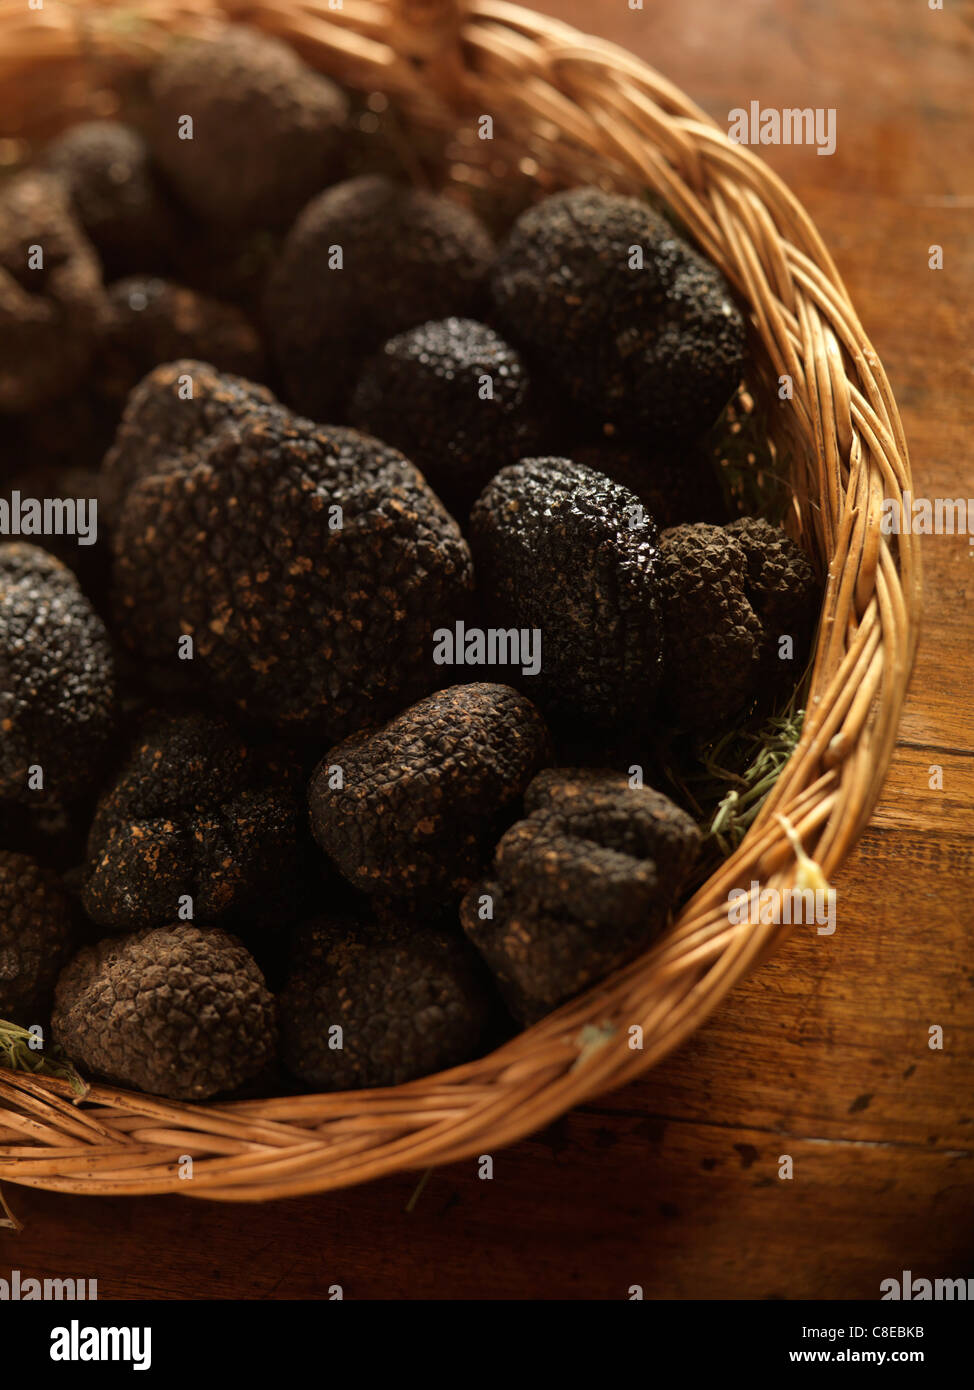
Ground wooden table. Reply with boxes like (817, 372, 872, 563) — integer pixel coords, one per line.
(2, 0, 971, 1299)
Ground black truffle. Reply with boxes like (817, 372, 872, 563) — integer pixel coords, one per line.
(82, 713, 305, 933)
(309, 683, 552, 904)
(97, 277, 266, 402)
(468, 458, 663, 727)
(280, 913, 491, 1089)
(0, 544, 116, 805)
(491, 187, 745, 438)
(52, 924, 278, 1100)
(350, 317, 538, 515)
(146, 25, 348, 230)
(0, 172, 108, 413)
(0, 851, 75, 1026)
(658, 520, 817, 731)
(42, 119, 178, 278)
(266, 175, 494, 420)
(461, 768, 701, 1022)
(109, 363, 474, 736)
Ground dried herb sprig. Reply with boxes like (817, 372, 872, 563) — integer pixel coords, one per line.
(0, 1018, 88, 1097)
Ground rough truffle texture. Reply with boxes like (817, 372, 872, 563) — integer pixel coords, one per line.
(82, 713, 304, 933)
(109, 365, 474, 735)
(280, 914, 491, 1089)
(97, 277, 266, 402)
(350, 318, 538, 515)
(462, 769, 700, 1022)
(469, 458, 663, 727)
(0, 545, 116, 805)
(0, 172, 109, 413)
(658, 520, 817, 730)
(42, 120, 178, 278)
(491, 187, 745, 438)
(309, 683, 552, 904)
(52, 924, 277, 1100)
(0, 851, 75, 1025)
(147, 25, 348, 230)
(266, 175, 494, 420)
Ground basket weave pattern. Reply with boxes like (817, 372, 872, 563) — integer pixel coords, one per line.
(0, 0, 919, 1200)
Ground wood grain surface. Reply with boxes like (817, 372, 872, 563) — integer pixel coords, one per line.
(1, 0, 971, 1299)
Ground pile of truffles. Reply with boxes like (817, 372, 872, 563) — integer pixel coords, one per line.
(0, 26, 819, 1101)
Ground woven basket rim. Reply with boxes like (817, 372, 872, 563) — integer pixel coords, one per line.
(0, 0, 921, 1201)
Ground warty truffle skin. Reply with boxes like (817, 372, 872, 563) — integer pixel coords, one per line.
(350, 317, 538, 516)
(0, 172, 109, 413)
(491, 186, 745, 439)
(0, 851, 75, 1026)
(280, 914, 491, 1090)
(461, 768, 701, 1023)
(82, 713, 305, 933)
(109, 365, 474, 737)
(146, 25, 348, 231)
(309, 683, 552, 904)
(0, 544, 116, 806)
(468, 458, 664, 728)
(265, 175, 495, 420)
(52, 924, 278, 1100)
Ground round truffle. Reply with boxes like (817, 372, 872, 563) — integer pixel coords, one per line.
(146, 25, 348, 230)
(0, 851, 75, 1026)
(266, 175, 494, 420)
(0, 172, 109, 413)
(280, 914, 491, 1089)
(109, 367, 474, 736)
(309, 683, 552, 903)
(469, 458, 664, 727)
(52, 924, 278, 1100)
(42, 120, 178, 278)
(0, 544, 116, 805)
(461, 768, 701, 1022)
(350, 317, 538, 516)
(491, 187, 745, 438)
(82, 713, 305, 933)
(724, 516, 819, 677)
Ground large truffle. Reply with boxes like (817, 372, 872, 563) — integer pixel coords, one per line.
(461, 768, 701, 1022)
(468, 458, 663, 727)
(109, 363, 474, 736)
(658, 520, 817, 730)
(266, 175, 494, 420)
(0, 851, 75, 1026)
(82, 713, 305, 933)
(280, 913, 491, 1089)
(52, 924, 278, 1099)
(0, 172, 109, 413)
(309, 683, 552, 904)
(0, 544, 116, 805)
(491, 187, 745, 438)
(146, 25, 348, 230)
(350, 317, 538, 516)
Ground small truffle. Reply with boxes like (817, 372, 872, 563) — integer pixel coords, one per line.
(82, 713, 305, 933)
(280, 913, 491, 1089)
(42, 120, 178, 277)
(266, 175, 494, 419)
(491, 187, 745, 438)
(724, 516, 819, 678)
(147, 25, 348, 230)
(0, 172, 109, 413)
(97, 277, 266, 402)
(309, 683, 552, 903)
(350, 317, 538, 515)
(52, 924, 278, 1099)
(461, 768, 701, 1022)
(469, 458, 663, 727)
(0, 544, 116, 805)
(109, 364, 474, 736)
(0, 851, 75, 1026)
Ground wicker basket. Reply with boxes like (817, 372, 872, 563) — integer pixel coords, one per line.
(0, 0, 920, 1202)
